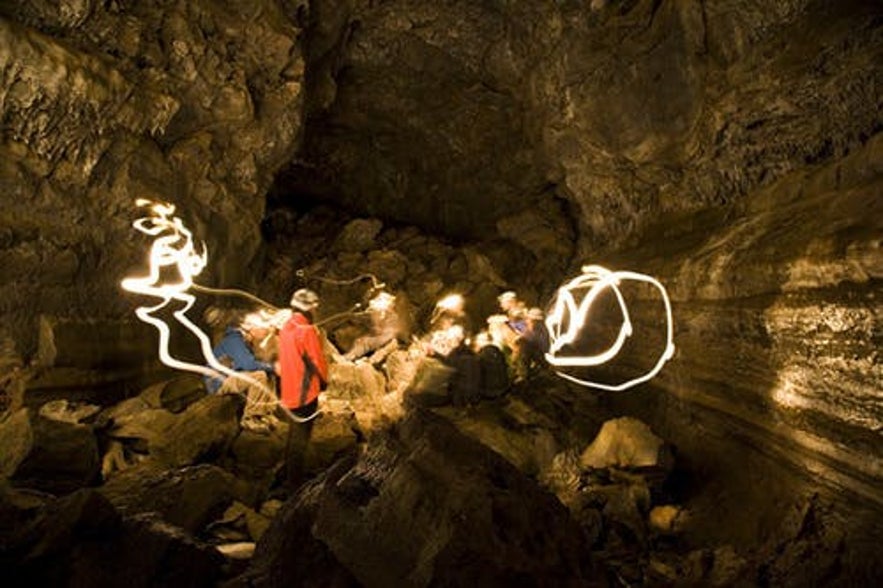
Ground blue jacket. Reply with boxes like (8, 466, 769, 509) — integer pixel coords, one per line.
(205, 327, 274, 393)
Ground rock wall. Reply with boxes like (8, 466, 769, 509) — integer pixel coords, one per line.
(287, 0, 881, 248)
(594, 135, 883, 549)
(0, 1, 306, 358)
(282, 0, 883, 552)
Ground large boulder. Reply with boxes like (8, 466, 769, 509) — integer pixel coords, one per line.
(0, 408, 100, 493)
(242, 409, 604, 587)
(98, 463, 237, 535)
(580, 417, 670, 470)
(0, 488, 224, 587)
(151, 394, 243, 468)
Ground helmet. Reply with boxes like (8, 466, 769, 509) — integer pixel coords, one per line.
(290, 288, 320, 311)
(527, 307, 544, 320)
(497, 291, 517, 303)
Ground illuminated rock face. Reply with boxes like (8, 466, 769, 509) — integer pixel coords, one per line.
(274, 0, 883, 570)
(0, 1, 306, 355)
(596, 135, 883, 550)
(0, 0, 881, 580)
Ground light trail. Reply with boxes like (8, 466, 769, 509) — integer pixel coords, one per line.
(120, 199, 317, 423)
(545, 264, 675, 391)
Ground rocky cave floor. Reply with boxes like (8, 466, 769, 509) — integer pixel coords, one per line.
(0, 206, 855, 587)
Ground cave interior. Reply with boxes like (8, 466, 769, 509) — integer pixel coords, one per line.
(0, 0, 882, 586)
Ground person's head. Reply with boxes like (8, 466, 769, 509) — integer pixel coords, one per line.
(240, 312, 271, 342)
(473, 331, 493, 351)
(497, 291, 517, 312)
(526, 307, 544, 323)
(436, 293, 464, 314)
(369, 291, 396, 314)
(290, 288, 320, 314)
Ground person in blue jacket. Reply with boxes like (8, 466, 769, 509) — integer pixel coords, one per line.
(205, 311, 279, 432)
(204, 312, 275, 393)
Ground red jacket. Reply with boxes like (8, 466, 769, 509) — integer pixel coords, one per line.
(279, 312, 328, 410)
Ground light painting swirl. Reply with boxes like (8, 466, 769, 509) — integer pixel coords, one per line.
(545, 264, 675, 391)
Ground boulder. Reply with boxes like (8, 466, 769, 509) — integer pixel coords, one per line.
(151, 394, 243, 468)
(243, 409, 603, 587)
(402, 357, 454, 409)
(98, 463, 237, 535)
(227, 426, 289, 503)
(1, 485, 224, 587)
(139, 375, 208, 413)
(0, 408, 100, 493)
(332, 218, 384, 253)
(37, 399, 101, 424)
(304, 410, 361, 476)
(580, 417, 669, 470)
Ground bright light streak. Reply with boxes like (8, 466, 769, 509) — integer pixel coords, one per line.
(436, 293, 464, 312)
(369, 291, 396, 313)
(120, 200, 316, 422)
(545, 264, 675, 391)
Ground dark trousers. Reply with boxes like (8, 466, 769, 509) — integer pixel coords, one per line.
(284, 400, 317, 490)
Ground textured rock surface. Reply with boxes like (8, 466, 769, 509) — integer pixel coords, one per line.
(0, 0, 306, 356)
(0, 0, 882, 584)
(274, 0, 883, 574)
(284, 0, 881, 252)
(243, 409, 604, 587)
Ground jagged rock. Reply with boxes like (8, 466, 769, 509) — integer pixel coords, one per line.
(402, 357, 454, 408)
(37, 399, 101, 424)
(216, 542, 256, 560)
(588, 474, 652, 548)
(2, 489, 224, 587)
(648, 504, 688, 535)
(0, 484, 52, 550)
(210, 502, 272, 543)
(383, 349, 421, 395)
(243, 409, 602, 587)
(437, 401, 559, 476)
(100, 439, 132, 479)
(0, 408, 100, 493)
(227, 427, 289, 501)
(580, 417, 669, 470)
(304, 410, 361, 476)
(151, 394, 243, 468)
(365, 249, 409, 287)
(332, 218, 384, 252)
(541, 449, 584, 506)
(138, 375, 208, 413)
(104, 407, 178, 452)
(327, 361, 387, 401)
(93, 513, 225, 588)
(99, 463, 237, 534)
(1, 488, 121, 583)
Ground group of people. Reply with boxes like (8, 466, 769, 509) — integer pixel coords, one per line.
(204, 288, 328, 489)
(420, 290, 551, 407)
(201, 285, 550, 483)
(204, 289, 328, 425)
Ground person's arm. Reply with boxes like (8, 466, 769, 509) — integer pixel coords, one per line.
(303, 326, 329, 388)
(227, 332, 274, 373)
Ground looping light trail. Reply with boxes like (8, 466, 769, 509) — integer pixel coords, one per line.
(120, 199, 316, 423)
(545, 264, 675, 391)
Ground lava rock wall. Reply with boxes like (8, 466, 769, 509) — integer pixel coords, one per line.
(0, 0, 306, 357)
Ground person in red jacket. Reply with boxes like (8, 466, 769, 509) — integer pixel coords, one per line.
(278, 288, 328, 489)
(278, 288, 328, 418)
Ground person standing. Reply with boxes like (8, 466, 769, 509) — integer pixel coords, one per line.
(278, 288, 328, 489)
